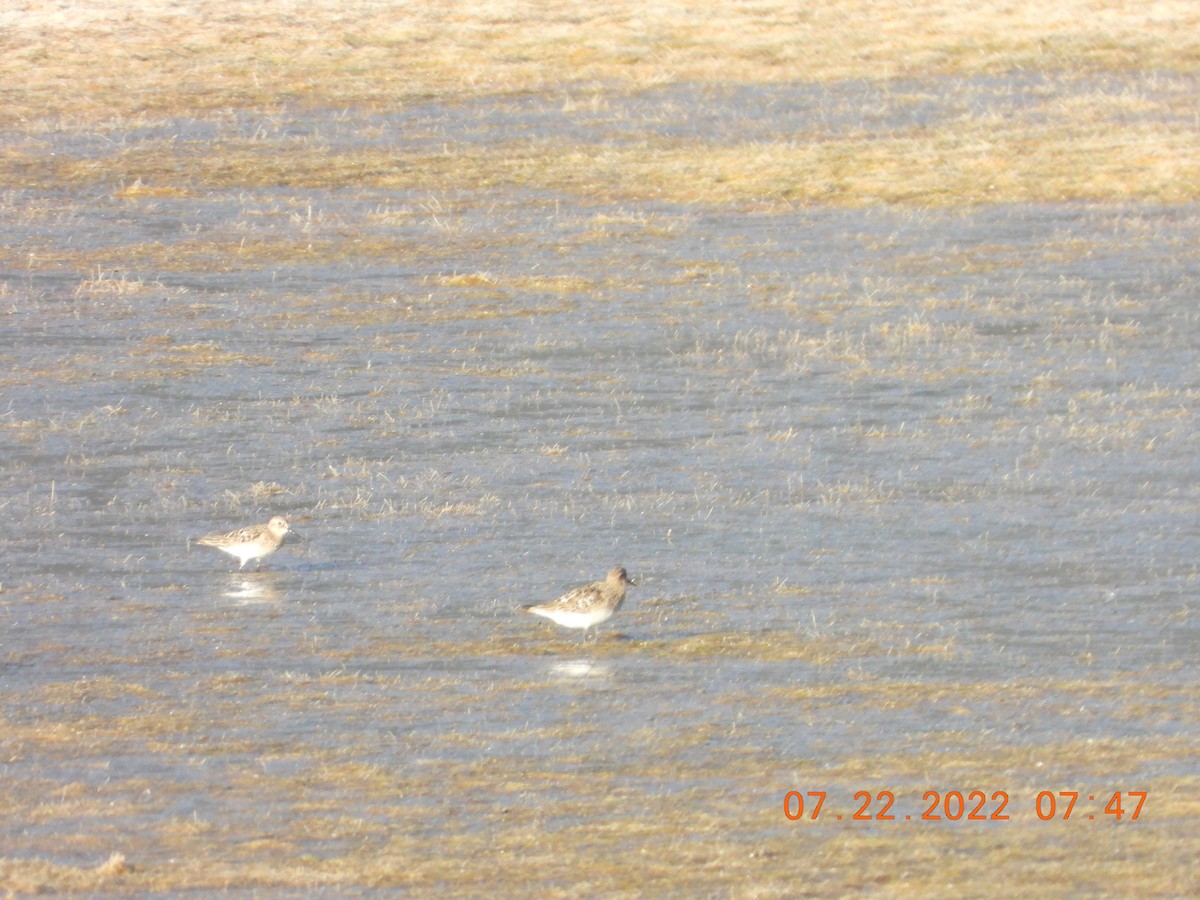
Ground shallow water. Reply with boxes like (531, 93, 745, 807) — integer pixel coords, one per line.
(1, 77, 1197, 889)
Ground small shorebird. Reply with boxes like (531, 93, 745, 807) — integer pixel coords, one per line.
(193, 516, 295, 570)
(522, 567, 635, 637)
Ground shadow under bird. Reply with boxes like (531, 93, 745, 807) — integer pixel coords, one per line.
(193, 515, 297, 569)
(521, 567, 635, 637)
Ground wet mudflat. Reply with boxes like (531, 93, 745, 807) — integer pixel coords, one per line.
(1, 49, 1199, 900)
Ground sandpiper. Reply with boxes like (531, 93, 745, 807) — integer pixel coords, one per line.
(194, 516, 295, 569)
(522, 567, 635, 637)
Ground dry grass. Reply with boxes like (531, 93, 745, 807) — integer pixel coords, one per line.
(1, 1, 1199, 206)
(1, 667, 1196, 894)
(2, 0, 1199, 123)
(4, 117, 1198, 206)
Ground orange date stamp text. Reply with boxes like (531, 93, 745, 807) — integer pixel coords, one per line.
(783, 790, 1147, 823)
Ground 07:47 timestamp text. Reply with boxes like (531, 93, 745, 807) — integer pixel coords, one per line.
(784, 790, 1147, 823)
